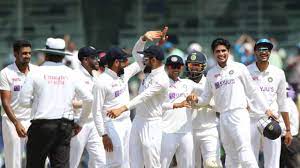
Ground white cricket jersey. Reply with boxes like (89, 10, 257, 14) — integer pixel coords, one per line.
(73, 64, 95, 121)
(19, 61, 93, 125)
(93, 64, 142, 136)
(127, 65, 169, 119)
(162, 78, 194, 133)
(279, 98, 299, 136)
(190, 77, 219, 129)
(197, 60, 268, 114)
(0, 63, 38, 119)
(92, 37, 145, 136)
(247, 63, 289, 118)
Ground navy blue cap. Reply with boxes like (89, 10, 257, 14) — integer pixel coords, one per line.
(186, 51, 207, 64)
(106, 47, 129, 62)
(254, 39, 273, 50)
(78, 46, 102, 59)
(138, 45, 164, 61)
(166, 55, 184, 65)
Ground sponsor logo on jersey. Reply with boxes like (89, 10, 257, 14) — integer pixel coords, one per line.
(114, 87, 126, 97)
(214, 79, 235, 89)
(259, 86, 274, 92)
(252, 76, 259, 80)
(12, 78, 21, 82)
(13, 85, 21, 91)
(214, 74, 220, 78)
(169, 92, 185, 100)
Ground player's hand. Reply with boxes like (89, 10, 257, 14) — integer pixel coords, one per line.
(186, 93, 198, 104)
(265, 109, 279, 121)
(284, 131, 293, 146)
(173, 100, 191, 109)
(142, 31, 162, 42)
(102, 134, 113, 152)
(14, 120, 27, 138)
(156, 26, 169, 46)
(107, 105, 128, 119)
(72, 99, 82, 109)
(72, 123, 82, 137)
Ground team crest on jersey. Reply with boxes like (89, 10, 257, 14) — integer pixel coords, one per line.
(229, 70, 234, 75)
(268, 77, 273, 83)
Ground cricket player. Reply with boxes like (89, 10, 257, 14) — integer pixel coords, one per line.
(160, 55, 195, 168)
(187, 38, 275, 168)
(92, 30, 165, 167)
(107, 28, 169, 168)
(70, 46, 105, 167)
(185, 51, 222, 168)
(247, 39, 292, 168)
(0, 40, 37, 168)
(19, 38, 93, 167)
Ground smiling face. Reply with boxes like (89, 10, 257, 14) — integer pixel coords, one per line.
(213, 44, 230, 67)
(14, 47, 31, 65)
(254, 46, 271, 63)
(167, 64, 184, 80)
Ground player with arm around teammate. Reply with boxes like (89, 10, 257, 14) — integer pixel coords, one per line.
(92, 30, 166, 167)
(106, 28, 170, 168)
(160, 55, 195, 168)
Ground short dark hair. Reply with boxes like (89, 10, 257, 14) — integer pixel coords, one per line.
(211, 38, 231, 51)
(13, 40, 32, 52)
(106, 58, 116, 68)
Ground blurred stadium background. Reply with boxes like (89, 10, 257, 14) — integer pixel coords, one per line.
(0, 0, 300, 167)
(0, 0, 300, 60)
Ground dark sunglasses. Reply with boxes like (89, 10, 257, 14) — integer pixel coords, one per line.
(258, 47, 270, 53)
(169, 64, 182, 69)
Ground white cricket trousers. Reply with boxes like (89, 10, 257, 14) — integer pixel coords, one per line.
(220, 109, 258, 168)
(250, 117, 281, 168)
(70, 120, 106, 168)
(105, 117, 131, 168)
(161, 132, 194, 168)
(129, 116, 162, 168)
(2, 117, 30, 168)
(193, 127, 222, 168)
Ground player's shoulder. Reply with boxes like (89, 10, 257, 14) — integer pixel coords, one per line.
(232, 61, 247, 69)
(1, 63, 16, 74)
(246, 62, 256, 69)
(207, 66, 216, 76)
(94, 72, 110, 87)
(268, 64, 285, 75)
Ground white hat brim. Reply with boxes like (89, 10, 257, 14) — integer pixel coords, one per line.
(34, 48, 72, 56)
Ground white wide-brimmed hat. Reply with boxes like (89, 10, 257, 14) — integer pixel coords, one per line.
(34, 38, 72, 56)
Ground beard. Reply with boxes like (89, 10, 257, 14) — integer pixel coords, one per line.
(143, 65, 152, 74)
(117, 68, 125, 76)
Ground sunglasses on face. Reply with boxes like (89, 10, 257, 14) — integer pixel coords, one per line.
(169, 64, 182, 69)
(258, 47, 270, 53)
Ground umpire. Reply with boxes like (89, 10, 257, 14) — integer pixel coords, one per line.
(19, 38, 93, 168)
